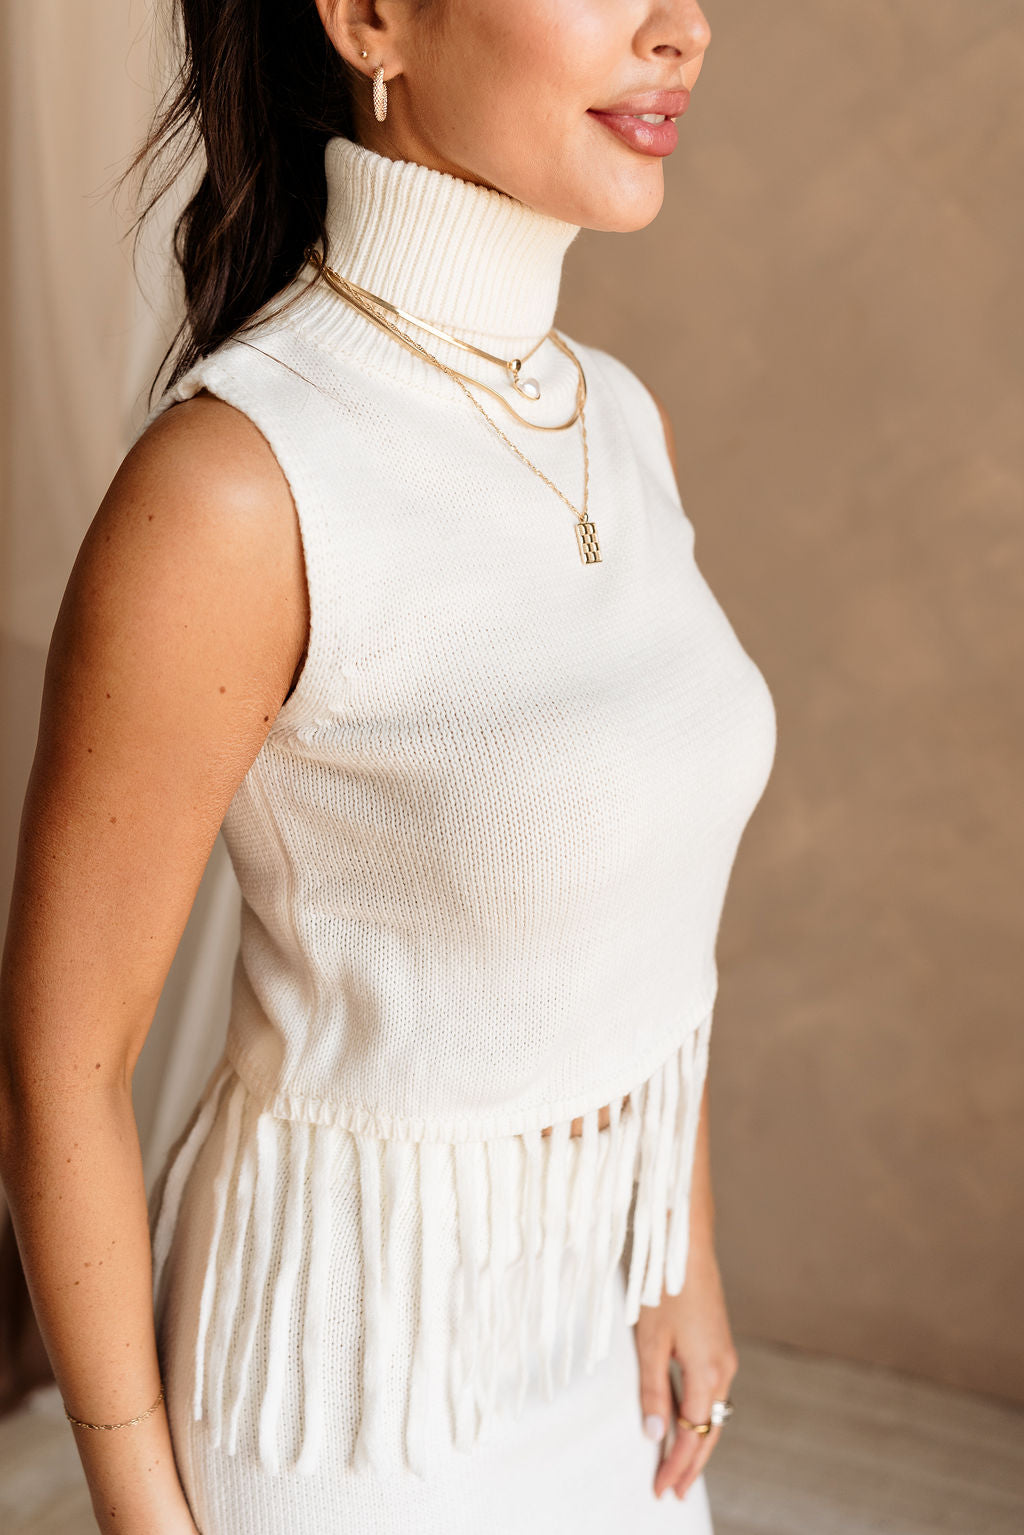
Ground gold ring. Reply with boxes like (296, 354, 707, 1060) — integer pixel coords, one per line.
(676, 1414, 713, 1435)
(676, 1398, 734, 1434)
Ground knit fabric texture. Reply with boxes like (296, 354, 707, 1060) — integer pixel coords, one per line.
(142, 134, 778, 1480)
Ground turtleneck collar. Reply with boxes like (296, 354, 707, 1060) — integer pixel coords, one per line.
(322, 135, 580, 345)
(288, 136, 583, 419)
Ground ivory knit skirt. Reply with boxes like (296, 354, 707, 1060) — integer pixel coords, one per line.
(155, 1064, 714, 1534)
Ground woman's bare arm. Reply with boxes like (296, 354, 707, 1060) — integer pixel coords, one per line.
(0, 393, 308, 1534)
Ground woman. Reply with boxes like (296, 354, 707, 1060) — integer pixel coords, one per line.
(0, 0, 778, 1530)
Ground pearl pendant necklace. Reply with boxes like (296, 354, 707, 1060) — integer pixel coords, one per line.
(313, 271, 550, 401)
(512, 370, 541, 401)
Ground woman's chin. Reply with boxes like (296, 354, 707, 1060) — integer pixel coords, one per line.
(577, 171, 666, 235)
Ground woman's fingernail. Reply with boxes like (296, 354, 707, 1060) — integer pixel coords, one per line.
(644, 1413, 665, 1441)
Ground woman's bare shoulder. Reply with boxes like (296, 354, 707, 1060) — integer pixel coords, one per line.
(43, 385, 309, 801)
(84, 384, 307, 700)
(125, 386, 296, 527)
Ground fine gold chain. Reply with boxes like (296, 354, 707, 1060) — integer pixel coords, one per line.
(305, 246, 585, 432)
(65, 1384, 165, 1431)
(305, 247, 602, 564)
(454, 353, 592, 540)
(312, 268, 549, 394)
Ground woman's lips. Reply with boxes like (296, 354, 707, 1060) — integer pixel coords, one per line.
(587, 109, 682, 158)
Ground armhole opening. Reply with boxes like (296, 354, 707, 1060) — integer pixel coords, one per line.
(264, 449, 318, 733)
(279, 488, 311, 711)
(588, 344, 690, 523)
(632, 374, 685, 506)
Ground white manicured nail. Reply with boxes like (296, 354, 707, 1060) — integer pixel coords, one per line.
(644, 1413, 665, 1441)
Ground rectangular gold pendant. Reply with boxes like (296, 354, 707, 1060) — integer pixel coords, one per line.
(575, 519, 602, 564)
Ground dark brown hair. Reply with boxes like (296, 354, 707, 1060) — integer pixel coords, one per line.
(124, 0, 361, 401)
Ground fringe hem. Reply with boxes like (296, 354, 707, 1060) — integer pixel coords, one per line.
(149, 1010, 713, 1478)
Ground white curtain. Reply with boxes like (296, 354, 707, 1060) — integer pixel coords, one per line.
(0, 0, 238, 1188)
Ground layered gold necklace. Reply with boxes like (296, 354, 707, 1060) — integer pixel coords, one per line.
(305, 245, 602, 566)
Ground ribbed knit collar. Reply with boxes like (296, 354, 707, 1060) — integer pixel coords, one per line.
(289, 136, 583, 413)
(323, 135, 581, 342)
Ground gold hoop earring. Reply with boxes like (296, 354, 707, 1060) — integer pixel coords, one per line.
(373, 64, 388, 123)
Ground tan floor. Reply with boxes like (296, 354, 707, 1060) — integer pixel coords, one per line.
(708, 1345, 1024, 1535)
(2, 1338, 1021, 1534)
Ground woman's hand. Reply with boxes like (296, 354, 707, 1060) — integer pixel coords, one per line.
(634, 1236, 739, 1501)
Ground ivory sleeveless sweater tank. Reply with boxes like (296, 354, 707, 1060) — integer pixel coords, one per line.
(142, 135, 778, 1481)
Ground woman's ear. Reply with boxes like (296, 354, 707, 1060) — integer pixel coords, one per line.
(313, 0, 409, 81)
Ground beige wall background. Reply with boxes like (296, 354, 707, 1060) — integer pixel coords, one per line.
(559, 0, 1023, 1403)
(0, 1, 240, 1206)
(2, 0, 1021, 1407)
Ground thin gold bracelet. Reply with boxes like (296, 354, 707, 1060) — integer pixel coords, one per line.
(64, 1384, 165, 1431)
